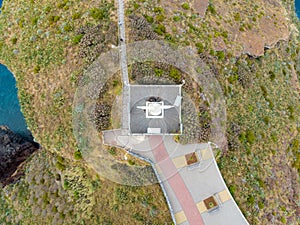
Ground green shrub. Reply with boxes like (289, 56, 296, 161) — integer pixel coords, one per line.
(11, 37, 17, 44)
(108, 147, 116, 155)
(154, 68, 163, 77)
(73, 190, 80, 200)
(112, 79, 119, 87)
(156, 14, 165, 22)
(290, 139, 299, 152)
(72, 12, 81, 20)
(55, 173, 61, 181)
(133, 212, 145, 222)
(221, 31, 228, 38)
(292, 153, 300, 173)
(52, 206, 58, 213)
(287, 105, 295, 120)
(173, 15, 181, 22)
(269, 70, 276, 81)
(63, 180, 70, 189)
(116, 188, 128, 203)
(183, 40, 190, 46)
(154, 24, 166, 35)
(57, 0, 68, 9)
(290, 138, 300, 171)
(164, 33, 175, 43)
(133, 3, 140, 10)
(74, 150, 82, 160)
(42, 193, 49, 205)
(267, 99, 274, 109)
(216, 51, 225, 60)
(44, 6, 52, 14)
(56, 161, 66, 171)
(246, 130, 256, 144)
(48, 15, 60, 24)
(228, 185, 236, 195)
(260, 85, 268, 98)
(239, 132, 246, 143)
(143, 14, 154, 23)
(90, 7, 108, 20)
(281, 216, 287, 224)
(31, 17, 39, 25)
(63, 23, 73, 32)
(195, 42, 204, 54)
(33, 65, 41, 74)
(90, 8, 102, 19)
(234, 12, 241, 21)
(154, 7, 164, 14)
(182, 3, 190, 10)
(207, 4, 216, 15)
(239, 26, 245, 32)
(258, 201, 264, 209)
(128, 159, 135, 166)
(263, 116, 270, 125)
(228, 74, 238, 84)
(72, 34, 83, 44)
(169, 68, 181, 82)
(60, 213, 66, 219)
(247, 195, 255, 205)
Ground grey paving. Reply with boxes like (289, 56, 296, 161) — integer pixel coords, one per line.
(178, 159, 225, 204)
(117, 0, 130, 131)
(103, 130, 249, 225)
(201, 200, 248, 225)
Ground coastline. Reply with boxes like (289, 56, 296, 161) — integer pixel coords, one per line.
(0, 64, 33, 141)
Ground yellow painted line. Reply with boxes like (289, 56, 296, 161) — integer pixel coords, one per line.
(172, 155, 187, 169)
(218, 189, 231, 203)
(196, 201, 207, 213)
(200, 148, 212, 160)
(174, 211, 187, 224)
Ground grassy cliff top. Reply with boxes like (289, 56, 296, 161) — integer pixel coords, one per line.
(0, 0, 299, 224)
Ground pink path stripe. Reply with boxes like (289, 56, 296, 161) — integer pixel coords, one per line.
(149, 136, 205, 225)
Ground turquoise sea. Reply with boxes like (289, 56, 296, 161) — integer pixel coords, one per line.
(0, 64, 33, 140)
(296, 0, 300, 19)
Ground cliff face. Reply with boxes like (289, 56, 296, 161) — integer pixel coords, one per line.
(0, 126, 38, 186)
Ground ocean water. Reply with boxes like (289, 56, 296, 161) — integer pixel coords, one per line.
(296, 0, 300, 19)
(0, 64, 33, 140)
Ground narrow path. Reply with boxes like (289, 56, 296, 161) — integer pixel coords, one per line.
(149, 136, 205, 225)
(117, 0, 130, 131)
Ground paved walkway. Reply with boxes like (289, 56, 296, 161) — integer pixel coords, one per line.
(103, 130, 249, 225)
(117, 0, 130, 131)
(149, 136, 205, 225)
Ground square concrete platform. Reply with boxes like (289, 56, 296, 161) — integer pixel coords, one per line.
(129, 85, 182, 135)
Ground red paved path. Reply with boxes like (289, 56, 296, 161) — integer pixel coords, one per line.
(149, 136, 205, 225)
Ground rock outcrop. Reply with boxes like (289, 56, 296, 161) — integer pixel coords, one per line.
(0, 126, 39, 187)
